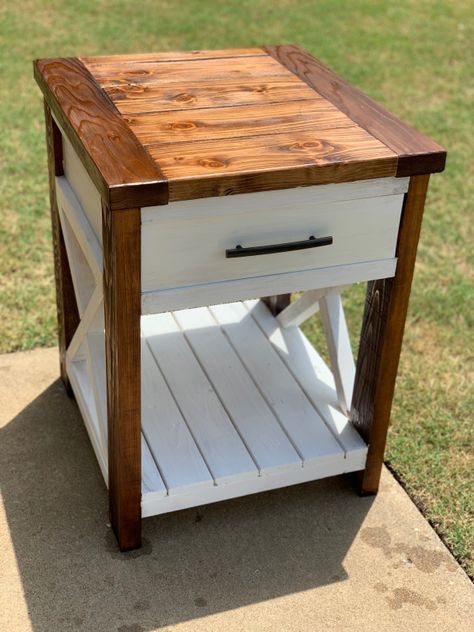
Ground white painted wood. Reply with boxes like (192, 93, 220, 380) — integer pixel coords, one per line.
(141, 435, 167, 497)
(57, 208, 96, 317)
(141, 192, 405, 293)
(319, 293, 356, 415)
(84, 330, 167, 497)
(141, 447, 360, 518)
(88, 299, 104, 333)
(141, 258, 397, 315)
(246, 299, 367, 468)
(66, 357, 108, 484)
(66, 286, 102, 363)
(142, 177, 409, 222)
(62, 134, 103, 243)
(67, 351, 166, 498)
(140, 339, 214, 495)
(173, 307, 302, 475)
(277, 285, 349, 328)
(65, 299, 367, 517)
(55, 176, 102, 281)
(86, 331, 108, 451)
(142, 313, 258, 484)
(209, 302, 345, 466)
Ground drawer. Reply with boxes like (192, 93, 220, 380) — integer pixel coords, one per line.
(141, 177, 408, 294)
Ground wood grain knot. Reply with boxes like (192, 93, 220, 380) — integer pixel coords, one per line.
(110, 84, 144, 96)
(124, 69, 150, 77)
(285, 140, 328, 152)
(110, 79, 129, 87)
(173, 93, 196, 103)
(198, 158, 227, 169)
(168, 121, 197, 131)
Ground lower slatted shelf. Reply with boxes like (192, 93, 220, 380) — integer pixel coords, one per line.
(67, 299, 368, 519)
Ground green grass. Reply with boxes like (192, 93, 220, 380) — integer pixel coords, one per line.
(0, 0, 472, 576)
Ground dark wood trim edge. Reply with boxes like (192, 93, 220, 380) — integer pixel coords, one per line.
(34, 57, 168, 210)
(103, 203, 142, 550)
(264, 45, 446, 177)
(350, 174, 430, 493)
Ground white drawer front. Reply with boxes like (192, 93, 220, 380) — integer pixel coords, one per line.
(141, 178, 407, 293)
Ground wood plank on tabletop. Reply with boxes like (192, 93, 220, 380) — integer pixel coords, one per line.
(106, 77, 317, 115)
(82, 48, 267, 66)
(148, 127, 397, 201)
(127, 99, 352, 145)
(265, 45, 446, 176)
(85, 56, 292, 88)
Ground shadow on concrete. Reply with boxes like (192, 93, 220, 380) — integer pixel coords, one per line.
(0, 379, 373, 631)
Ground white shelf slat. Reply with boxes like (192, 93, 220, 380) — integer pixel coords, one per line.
(140, 339, 214, 496)
(246, 299, 367, 469)
(209, 302, 345, 465)
(173, 306, 302, 475)
(142, 313, 258, 485)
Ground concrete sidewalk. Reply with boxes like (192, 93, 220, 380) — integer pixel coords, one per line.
(0, 348, 472, 632)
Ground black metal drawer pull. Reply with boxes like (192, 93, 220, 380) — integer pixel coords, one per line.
(225, 235, 333, 258)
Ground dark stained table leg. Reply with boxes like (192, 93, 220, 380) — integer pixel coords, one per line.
(103, 204, 142, 550)
(351, 175, 430, 494)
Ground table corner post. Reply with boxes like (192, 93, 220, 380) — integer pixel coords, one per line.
(350, 174, 431, 494)
(44, 99, 80, 396)
(102, 201, 142, 551)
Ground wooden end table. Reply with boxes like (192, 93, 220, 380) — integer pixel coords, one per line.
(34, 45, 446, 551)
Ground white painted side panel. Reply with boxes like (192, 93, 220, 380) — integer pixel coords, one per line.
(57, 209, 96, 317)
(66, 286, 102, 362)
(56, 176, 102, 279)
(86, 331, 108, 449)
(67, 357, 108, 484)
(62, 135, 103, 243)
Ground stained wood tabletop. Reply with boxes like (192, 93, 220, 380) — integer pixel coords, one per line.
(35, 45, 446, 209)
